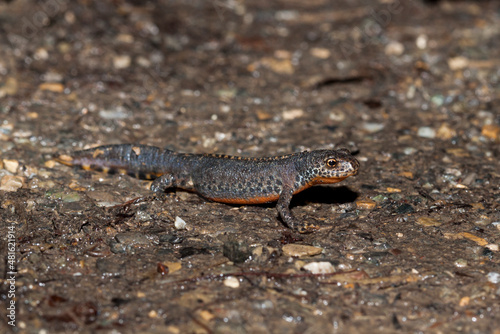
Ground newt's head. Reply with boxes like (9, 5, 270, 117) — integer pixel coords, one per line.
(295, 149, 360, 189)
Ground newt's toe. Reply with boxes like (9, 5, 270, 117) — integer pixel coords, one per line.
(295, 222, 320, 234)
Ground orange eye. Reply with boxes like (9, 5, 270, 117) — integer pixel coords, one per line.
(326, 158, 338, 168)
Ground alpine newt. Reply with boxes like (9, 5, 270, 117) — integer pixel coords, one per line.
(55, 144, 359, 232)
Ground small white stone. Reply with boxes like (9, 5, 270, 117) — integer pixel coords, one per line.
(99, 107, 131, 120)
(113, 55, 131, 69)
(487, 272, 500, 284)
(34, 47, 49, 61)
(418, 127, 436, 139)
(329, 110, 345, 122)
(448, 56, 469, 71)
(302, 262, 335, 274)
(174, 216, 187, 230)
(362, 122, 385, 133)
(282, 109, 304, 120)
(485, 244, 499, 252)
(310, 47, 331, 59)
(223, 276, 240, 288)
(416, 34, 428, 49)
(403, 147, 417, 155)
(385, 41, 404, 56)
(136, 56, 151, 68)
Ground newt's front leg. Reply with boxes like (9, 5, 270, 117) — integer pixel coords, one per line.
(150, 174, 176, 193)
(276, 186, 319, 233)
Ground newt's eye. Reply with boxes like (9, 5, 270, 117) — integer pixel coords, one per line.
(325, 158, 338, 168)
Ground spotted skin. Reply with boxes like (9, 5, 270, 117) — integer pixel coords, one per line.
(55, 144, 359, 232)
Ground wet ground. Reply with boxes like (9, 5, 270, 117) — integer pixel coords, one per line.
(1, 0, 500, 333)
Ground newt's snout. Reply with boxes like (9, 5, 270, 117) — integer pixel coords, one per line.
(349, 158, 360, 176)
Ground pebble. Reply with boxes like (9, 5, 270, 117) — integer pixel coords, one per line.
(99, 107, 131, 120)
(398, 171, 414, 179)
(309, 47, 331, 59)
(486, 244, 499, 252)
(61, 192, 81, 203)
(256, 110, 272, 121)
(459, 232, 488, 246)
(148, 310, 158, 318)
(436, 123, 457, 140)
(42, 72, 64, 84)
(174, 216, 187, 230)
(462, 173, 477, 186)
(481, 124, 500, 141)
(3, 159, 19, 173)
(454, 258, 468, 268)
(371, 194, 388, 203)
(116, 33, 134, 44)
(459, 296, 470, 307)
(282, 244, 323, 258)
(416, 216, 442, 227)
(258, 57, 294, 74)
(431, 95, 445, 107)
(329, 110, 346, 122)
(162, 261, 182, 274)
(113, 55, 131, 69)
(216, 88, 237, 99)
(302, 261, 335, 274)
(403, 147, 417, 155)
(0, 175, 24, 192)
(446, 148, 469, 157)
(27, 112, 39, 119)
(385, 41, 405, 56)
(415, 34, 428, 49)
(274, 50, 292, 59)
(417, 127, 436, 139)
(487, 272, 500, 284)
(39, 82, 65, 93)
(34, 47, 49, 60)
(282, 109, 304, 120)
(136, 56, 151, 68)
(12, 129, 32, 138)
(356, 199, 376, 210)
(448, 56, 469, 70)
(361, 122, 385, 133)
(223, 276, 240, 288)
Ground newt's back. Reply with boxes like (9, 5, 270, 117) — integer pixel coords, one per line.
(190, 154, 295, 204)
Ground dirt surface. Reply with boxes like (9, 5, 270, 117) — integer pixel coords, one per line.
(1, 0, 500, 333)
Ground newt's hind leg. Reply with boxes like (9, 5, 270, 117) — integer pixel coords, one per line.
(150, 174, 176, 193)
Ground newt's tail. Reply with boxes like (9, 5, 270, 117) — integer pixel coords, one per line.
(54, 144, 170, 180)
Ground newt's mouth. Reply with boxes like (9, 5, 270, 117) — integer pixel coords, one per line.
(311, 176, 349, 184)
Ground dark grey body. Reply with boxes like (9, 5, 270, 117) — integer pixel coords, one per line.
(56, 144, 360, 232)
